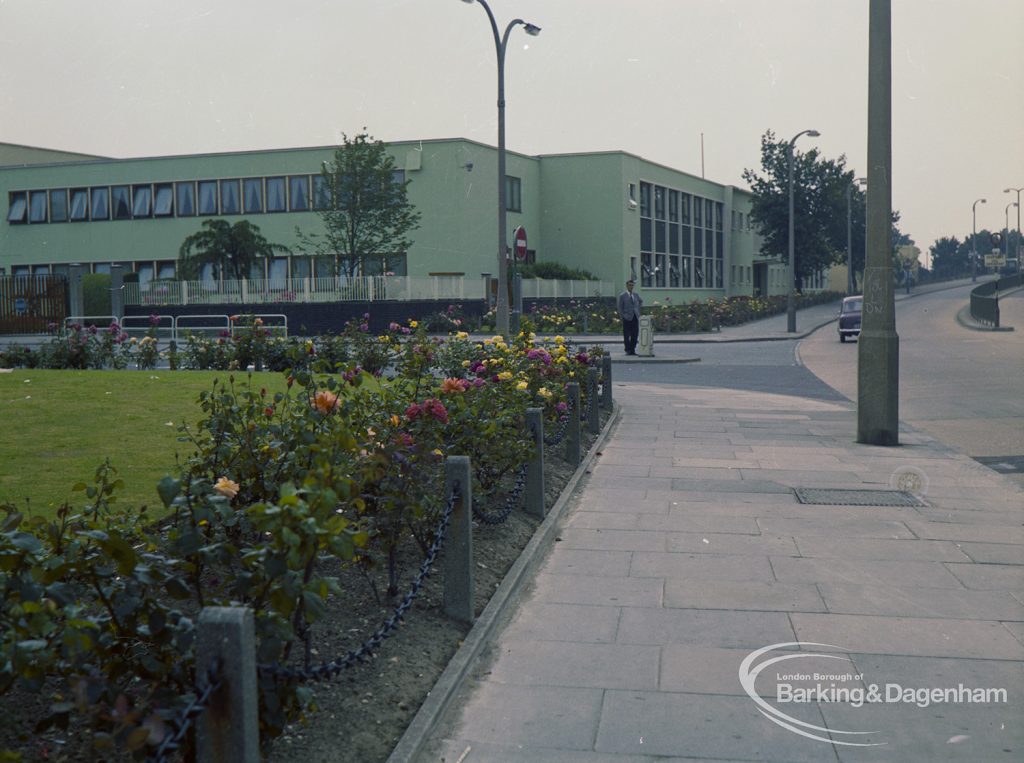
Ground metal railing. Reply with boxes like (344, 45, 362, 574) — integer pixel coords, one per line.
(65, 313, 288, 341)
(969, 273, 1023, 328)
(123, 276, 612, 307)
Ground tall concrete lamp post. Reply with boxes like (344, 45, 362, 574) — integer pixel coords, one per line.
(1005, 187, 1022, 272)
(786, 128, 820, 332)
(846, 177, 868, 294)
(857, 0, 899, 445)
(1006, 202, 1018, 262)
(461, 0, 540, 338)
(971, 197, 986, 282)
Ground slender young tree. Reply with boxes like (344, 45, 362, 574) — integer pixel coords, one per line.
(297, 132, 421, 277)
(177, 219, 288, 280)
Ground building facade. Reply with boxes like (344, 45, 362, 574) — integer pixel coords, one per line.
(1, 138, 802, 303)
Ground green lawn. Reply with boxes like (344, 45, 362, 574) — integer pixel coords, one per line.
(0, 369, 289, 519)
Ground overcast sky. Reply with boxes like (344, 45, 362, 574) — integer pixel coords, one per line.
(2, 0, 1022, 259)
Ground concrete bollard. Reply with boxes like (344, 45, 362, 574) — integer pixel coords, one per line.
(524, 408, 545, 518)
(196, 607, 259, 763)
(443, 456, 474, 624)
(601, 354, 613, 410)
(586, 367, 600, 434)
(566, 382, 581, 466)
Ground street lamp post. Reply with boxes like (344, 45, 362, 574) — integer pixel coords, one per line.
(461, 0, 540, 338)
(786, 128, 820, 332)
(1006, 187, 1022, 272)
(846, 177, 867, 295)
(1006, 202, 1018, 263)
(971, 197, 986, 282)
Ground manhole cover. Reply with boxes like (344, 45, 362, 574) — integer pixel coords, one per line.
(793, 488, 926, 507)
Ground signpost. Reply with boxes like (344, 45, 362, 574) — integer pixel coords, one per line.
(513, 226, 528, 261)
(510, 226, 527, 334)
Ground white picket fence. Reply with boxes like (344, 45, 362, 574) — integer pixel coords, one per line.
(122, 276, 612, 306)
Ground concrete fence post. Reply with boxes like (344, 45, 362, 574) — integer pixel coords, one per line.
(68, 263, 84, 319)
(566, 382, 581, 466)
(601, 354, 613, 410)
(196, 607, 259, 763)
(524, 408, 545, 518)
(443, 456, 474, 624)
(586, 367, 600, 434)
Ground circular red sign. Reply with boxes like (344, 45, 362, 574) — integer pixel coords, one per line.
(514, 227, 528, 261)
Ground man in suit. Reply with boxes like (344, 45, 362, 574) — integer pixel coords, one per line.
(617, 279, 642, 355)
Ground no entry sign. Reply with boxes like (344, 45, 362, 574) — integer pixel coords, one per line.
(513, 226, 528, 261)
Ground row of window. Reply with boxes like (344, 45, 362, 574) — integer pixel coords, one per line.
(6, 171, 407, 225)
(640, 253, 724, 289)
(8, 254, 409, 283)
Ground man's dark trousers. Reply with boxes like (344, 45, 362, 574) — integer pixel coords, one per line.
(622, 316, 639, 354)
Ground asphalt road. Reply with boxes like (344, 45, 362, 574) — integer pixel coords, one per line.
(798, 283, 1024, 486)
(613, 283, 1023, 486)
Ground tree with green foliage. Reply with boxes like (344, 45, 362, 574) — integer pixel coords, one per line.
(297, 132, 421, 278)
(177, 219, 288, 280)
(743, 130, 908, 291)
(929, 236, 966, 279)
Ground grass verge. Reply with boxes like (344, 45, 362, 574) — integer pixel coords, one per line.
(0, 369, 288, 519)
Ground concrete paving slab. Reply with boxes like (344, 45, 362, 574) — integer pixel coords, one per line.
(665, 532, 799, 555)
(531, 573, 664, 608)
(616, 608, 795, 648)
(430, 683, 603, 751)
(588, 463, 652, 478)
(541, 547, 632, 577)
(487, 640, 660, 691)
(1003, 621, 1024, 646)
(629, 551, 775, 582)
(594, 690, 831, 761)
(565, 511, 640, 530)
(770, 556, 967, 589)
(790, 613, 1024, 659)
(669, 478, 793, 493)
(664, 579, 825, 613)
(557, 527, 667, 552)
(499, 603, 621, 644)
(756, 516, 917, 539)
(634, 512, 761, 534)
(652, 466, 746, 480)
(574, 493, 670, 514)
(847, 653, 1024, 707)
(957, 542, 1024, 564)
(792, 537, 972, 563)
(902, 521, 1024, 545)
(739, 468, 863, 484)
(423, 740, 657, 763)
(816, 582, 1024, 620)
(585, 475, 675, 491)
(819, 703, 1021, 763)
(944, 563, 1024, 591)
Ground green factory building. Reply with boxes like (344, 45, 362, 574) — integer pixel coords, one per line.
(2, 137, 828, 306)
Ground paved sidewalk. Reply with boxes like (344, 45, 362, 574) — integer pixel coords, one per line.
(419, 384, 1024, 762)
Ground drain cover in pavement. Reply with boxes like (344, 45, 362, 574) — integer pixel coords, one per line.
(793, 488, 926, 507)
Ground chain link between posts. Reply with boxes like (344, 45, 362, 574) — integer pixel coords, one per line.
(148, 658, 223, 763)
(471, 461, 528, 525)
(256, 482, 460, 684)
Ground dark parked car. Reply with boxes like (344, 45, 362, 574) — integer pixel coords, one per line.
(838, 295, 862, 342)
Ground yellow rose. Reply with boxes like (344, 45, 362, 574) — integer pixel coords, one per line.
(456, 331, 469, 340)
(213, 477, 240, 499)
(497, 371, 513, 381)
(538, 387, 552, 398)
(554, 335, 565, 344)
(409, 320, 419, 328)
(516, 381, 529, 391)
(462, 359, 471, 367)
